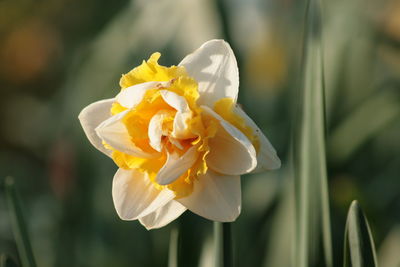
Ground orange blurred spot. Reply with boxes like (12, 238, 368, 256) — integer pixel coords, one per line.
(0, 19, 62, 84)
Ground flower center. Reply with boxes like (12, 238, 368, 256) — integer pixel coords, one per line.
(103, 52, 259, 199)
(105, 52, 216, 198)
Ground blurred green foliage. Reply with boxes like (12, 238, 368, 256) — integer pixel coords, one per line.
(1, 0, 400, 266)
(343, 201, 378, 267)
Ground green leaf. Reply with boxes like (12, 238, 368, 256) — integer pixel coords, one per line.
(0, 254, 19, 267)
(3, 177, 37, 267)
(343, 200, 378, 267)
(293, 0, 333, 266)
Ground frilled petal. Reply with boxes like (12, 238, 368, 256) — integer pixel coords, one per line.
(202, 106, 257, 175)
(179, 39, 239, 107)
(139, 200, 187, 230)
(116, 81, 161, 108)
(112, 168, 175, 220)
(156, 145, 199, 185)
(78, 98, 115, 157)
(177, 170, 241, 222)
(159, 90, 195, 139)
(233, 106, 281, 171)
(95, 110, 156, 158)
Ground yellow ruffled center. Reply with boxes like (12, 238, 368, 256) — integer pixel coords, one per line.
(107, 53, 217, 198)
(105, 52, 259, 198)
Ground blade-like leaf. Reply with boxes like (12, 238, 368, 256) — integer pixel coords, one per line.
(3, 177, 37, 267)
(293, 0, 333, 266)
(343, 200, 378, 267)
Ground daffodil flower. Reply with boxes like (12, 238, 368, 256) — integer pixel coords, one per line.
(79, 39, 281, 230)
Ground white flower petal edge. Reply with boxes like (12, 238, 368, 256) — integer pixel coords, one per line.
(156, 145, 199, 185)
(116, 81, 161, 109)
(139, 200, 187, 230)
(78, 98, 115, 157)
(201, 106, 257, 175)
(95, 110, 156, 159)
(179, 39, 239, 108)
(112, 168, 175, 220)
(233, 106, 281, 171)
(177, 170, 241, 222)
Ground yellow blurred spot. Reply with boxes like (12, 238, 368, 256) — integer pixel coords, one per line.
(245, 37, 287, 94)
(382, 0, 400, 41)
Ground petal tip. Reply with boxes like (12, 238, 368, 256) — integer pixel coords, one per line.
(268, 153, 282, 170)
(203, 39, 231, 48)
(263, 154, 282, 171)
(273, 157, 282, 170)
(139, 222, 161, 231)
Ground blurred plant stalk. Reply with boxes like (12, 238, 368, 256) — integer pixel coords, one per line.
(292, 0, 332, 266)
(4, 177, 37, 267)
(214, 222, 232, 267)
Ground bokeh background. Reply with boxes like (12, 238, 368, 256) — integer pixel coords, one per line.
(1, 0, 400, 266)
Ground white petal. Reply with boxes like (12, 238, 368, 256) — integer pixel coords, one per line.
(78, 98, 114, 157)
(233, 106, 281, 171)
(201, 106, 257, 175)
(112, 168, 175, 220)
(177, 170, 241, 222)
(116, 81, 160, 108)
(156, 145, 199, 185)
(172, 112, 194, 139)
(95, 110, 156, 158)
(139, 200, 186, 230)
(159, 90, 195, 139)
(179, 39, 239, 107)
(148, 110, 171, 152)
(159, 90, 190, 113)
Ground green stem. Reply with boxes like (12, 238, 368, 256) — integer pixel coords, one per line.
(168, 225, 179, 267)
(214, 222, 233, 267)
(4, 177, 37, 267)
